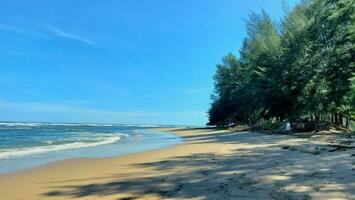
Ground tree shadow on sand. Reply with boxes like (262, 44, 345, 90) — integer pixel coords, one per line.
(43, 129, 354, 200)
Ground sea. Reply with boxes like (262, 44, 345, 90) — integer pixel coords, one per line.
(0, 122, 183, 173)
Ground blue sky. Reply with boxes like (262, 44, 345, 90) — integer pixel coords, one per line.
(0, 0, 298, 125)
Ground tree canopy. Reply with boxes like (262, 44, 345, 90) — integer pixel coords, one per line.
(208, 0, 355, 128)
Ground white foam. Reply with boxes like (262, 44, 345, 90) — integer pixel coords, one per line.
(0, 122, 42, 127)
(0, 136, 121, 159)
(0, 122, 165, 128)
(46, 123, 114, 127)
(0, 122, 115, 127)
(120, 124, 160, 128)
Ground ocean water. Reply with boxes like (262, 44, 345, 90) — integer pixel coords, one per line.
(0, 122, 182, 173)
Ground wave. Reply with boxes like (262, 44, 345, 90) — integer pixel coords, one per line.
(0, 122, 43, 127)
(45, 123, 114, 127)
(0, 122, 165, 128)
(120, 124, 161, 128)
(0, 135, 122, 160)
(0, 122, 115, 127)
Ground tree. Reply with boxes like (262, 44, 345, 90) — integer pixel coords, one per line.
(208, 53, 242, 126)
(280, 0, 313, 119)
(208, 0, 355, 129)
(239, 11, 284, 121)
(345, 74, 355, 121)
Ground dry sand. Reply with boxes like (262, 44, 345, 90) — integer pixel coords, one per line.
(0, 128, 354, 200)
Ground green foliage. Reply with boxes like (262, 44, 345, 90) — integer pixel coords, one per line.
(260, 120, 282, 131)
(346, 74, 355, 119)
(208, 0, 355, 128)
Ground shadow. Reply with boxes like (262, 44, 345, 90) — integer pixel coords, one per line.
(165, 127, 228, 133)
(43, 129, 354, 199)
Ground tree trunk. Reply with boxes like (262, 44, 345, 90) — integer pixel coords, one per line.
(334, 113, 338, 124)
(315, 114, 320, 121)
(340, 115, 343, 126)
(331, 114, 334, 123)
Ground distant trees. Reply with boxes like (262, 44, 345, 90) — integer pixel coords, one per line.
(208, 0, 355, 128)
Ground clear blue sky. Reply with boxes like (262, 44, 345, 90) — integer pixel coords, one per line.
(0, 0, 298, 125)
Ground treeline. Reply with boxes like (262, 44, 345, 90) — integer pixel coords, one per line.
(208, 0, 355, 129)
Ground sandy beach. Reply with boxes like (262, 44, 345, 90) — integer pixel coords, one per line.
(0, 128, 354, 200)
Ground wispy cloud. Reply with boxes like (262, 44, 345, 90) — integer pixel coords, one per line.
(0, 100, 207, 125)
(65, 77, 130, 96)
(0, 23, 95, 46)
(0, 100, 152, 116)
(0, 23, 24, 33)
(0, 23, 44, 38)
(47, 26, 95, 46)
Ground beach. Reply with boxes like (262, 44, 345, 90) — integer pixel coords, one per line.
(0, 128, 354, 200)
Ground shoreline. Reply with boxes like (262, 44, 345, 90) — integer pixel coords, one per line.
(0, 128, 185, 177)
(0, 128, 182, 174)
(0, 128, 354, 200)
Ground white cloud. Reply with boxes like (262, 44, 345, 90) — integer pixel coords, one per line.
(0, 24, 94, 46)
(0, 100, 153, 116)
(47, 26, 95, 46)
(0, 23, 24, 33)
(0, 23, 44, 38)
(0, 100, 155, 118)
(0, 100, 207, 125)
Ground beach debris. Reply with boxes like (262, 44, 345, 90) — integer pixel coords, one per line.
(200, 170, 209, 176)
(299, 145, 320, 155)
(280, 144, 320, 155)
(269, 189, 311, 200)
(310, 184, 322, 191)
(310, 134, 355, 147)
(303, 170, 333, 179)
(144, 183, 187, 198)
